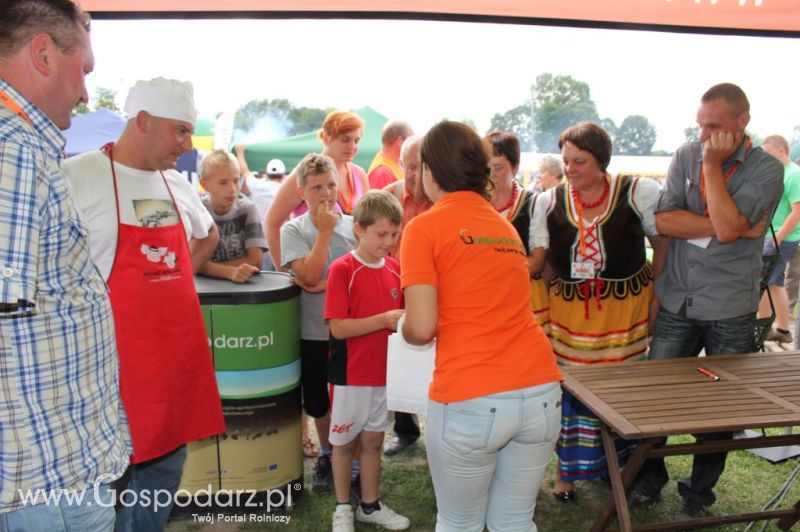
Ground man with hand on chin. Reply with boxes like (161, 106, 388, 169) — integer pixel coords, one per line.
(629, 83, 783, 520)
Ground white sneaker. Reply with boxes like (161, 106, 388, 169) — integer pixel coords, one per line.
(356, 502, 410, 530)
(332, 504, 354, 532)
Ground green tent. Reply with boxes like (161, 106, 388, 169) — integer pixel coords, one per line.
(240, 106, 387, 174)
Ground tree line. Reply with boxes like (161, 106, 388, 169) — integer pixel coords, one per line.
(73, 81, 800, 160)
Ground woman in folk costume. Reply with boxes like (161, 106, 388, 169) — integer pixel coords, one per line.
(528, 121, 667, 502)
(483, 131, 547, 330)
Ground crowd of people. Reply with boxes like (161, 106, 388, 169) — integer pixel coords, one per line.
(2, 1, 798, 532)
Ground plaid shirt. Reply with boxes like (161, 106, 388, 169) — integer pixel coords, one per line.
(0, 79, 130, 513)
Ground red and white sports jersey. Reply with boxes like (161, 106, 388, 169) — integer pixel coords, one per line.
(325, 251, 403, 385)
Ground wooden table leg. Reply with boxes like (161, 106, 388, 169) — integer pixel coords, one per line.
(777, 500, 800, 530)
(590, 424, 634, 532)
(590, 440, 653, 532)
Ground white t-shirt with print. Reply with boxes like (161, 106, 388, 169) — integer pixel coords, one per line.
(63, 150, 214, 281)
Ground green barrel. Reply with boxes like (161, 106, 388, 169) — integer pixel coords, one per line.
(180, 272, 303, 498)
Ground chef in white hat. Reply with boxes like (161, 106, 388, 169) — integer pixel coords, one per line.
(62, 77, 225, 532)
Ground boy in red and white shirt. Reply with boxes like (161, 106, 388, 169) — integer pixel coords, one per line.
(324, 190, 410, 531)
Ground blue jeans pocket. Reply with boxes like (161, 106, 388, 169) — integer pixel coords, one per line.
(441, 401, 496, 454)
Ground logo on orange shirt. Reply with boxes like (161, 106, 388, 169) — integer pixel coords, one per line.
(458, 229, 526, 256)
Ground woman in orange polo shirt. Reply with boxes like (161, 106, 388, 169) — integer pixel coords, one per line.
(401, 121, 563, 531)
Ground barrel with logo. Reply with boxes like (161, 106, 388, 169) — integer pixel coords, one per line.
(180, 272, 302, 502)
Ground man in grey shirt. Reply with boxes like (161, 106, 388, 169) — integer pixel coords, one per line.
(630, 83, 783, 519)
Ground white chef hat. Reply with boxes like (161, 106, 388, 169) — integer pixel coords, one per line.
(123, 77, 198, 125)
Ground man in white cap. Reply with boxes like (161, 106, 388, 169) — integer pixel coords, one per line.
(63, 77, 225, 531)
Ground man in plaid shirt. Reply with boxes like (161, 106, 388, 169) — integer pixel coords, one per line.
(0, 2, 129, 530)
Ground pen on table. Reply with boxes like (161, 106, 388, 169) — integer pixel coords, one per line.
(697, 366, 720, 381)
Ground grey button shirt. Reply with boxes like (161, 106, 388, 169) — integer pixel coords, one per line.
(655, 139, 783, 321)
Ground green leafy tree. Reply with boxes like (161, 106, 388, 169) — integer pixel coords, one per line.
(93, 87, 119, 112)
(234, 99, 292, 135)
(488, 104, 533, 150)
(289, 106, 332, 135)
(684, 126, 700, 143)
(615, 115, 657, 155)
(234, 99, 332, 139)
(599, 118, 618, 144)
(532, 74, 599, 152)
(489, 74, 648, 154)
(72, 102, 90, 116)
(72, 86, 118, 116)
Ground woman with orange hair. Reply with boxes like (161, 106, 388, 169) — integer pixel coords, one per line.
(264, 110, 370, 269)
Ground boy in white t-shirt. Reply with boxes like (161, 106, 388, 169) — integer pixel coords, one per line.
(325, 190, 410, 531)
(280, 153, 356, 492)
(197, 149, 266, 283)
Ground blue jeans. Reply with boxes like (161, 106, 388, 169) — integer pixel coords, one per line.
(114, 445, 187, 532)
(0, 483, 115, 532)
(426, 382, 561, 532)
(634, 307, 755, 506)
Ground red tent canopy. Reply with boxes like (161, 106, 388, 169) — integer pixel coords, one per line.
(79, 0, 799, 34)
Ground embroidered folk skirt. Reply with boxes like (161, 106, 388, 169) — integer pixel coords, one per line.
(551, 262, 653, 481)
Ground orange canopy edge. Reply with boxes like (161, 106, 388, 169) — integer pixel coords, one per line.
(78, 0, 800, 34)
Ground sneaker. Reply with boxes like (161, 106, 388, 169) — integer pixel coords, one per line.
(675, 500, 710, 521)
(383, 435, 417, 456)
(332, 504, 355, 532)
(356, 502, 410, 530)
(313, 455, 333, 491)
(767, 328, 793, 344)
(349, 474, 361, 507)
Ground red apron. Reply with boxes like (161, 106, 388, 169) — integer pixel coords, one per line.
(104, 143, 225, 464)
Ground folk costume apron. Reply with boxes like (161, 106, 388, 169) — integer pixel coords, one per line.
(104, 143, 225, 464)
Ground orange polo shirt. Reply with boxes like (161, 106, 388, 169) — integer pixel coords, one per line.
(400, 191, 561, 403)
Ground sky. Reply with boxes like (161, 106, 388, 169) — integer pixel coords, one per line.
(88, 18, 799, 152)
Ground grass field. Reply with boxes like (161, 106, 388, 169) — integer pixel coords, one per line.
(166, 430, 800, 532)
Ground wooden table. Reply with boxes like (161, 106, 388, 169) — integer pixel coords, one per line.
(561, 351, 800, 532)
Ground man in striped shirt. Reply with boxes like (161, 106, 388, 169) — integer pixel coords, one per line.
(0, 2, 129, 530)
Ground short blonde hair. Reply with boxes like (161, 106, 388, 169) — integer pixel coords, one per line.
(199, 149, 238, 178)
(296, 153, 337, 188)
(352, 190, 403, 228)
